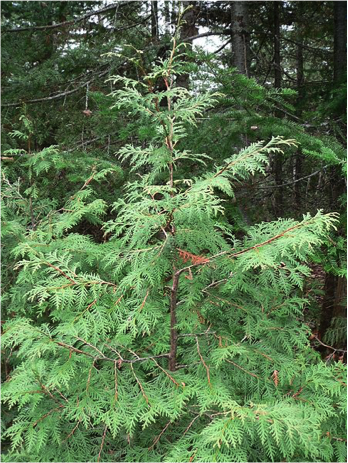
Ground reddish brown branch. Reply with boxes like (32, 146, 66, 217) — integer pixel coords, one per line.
(114, 361, 118, 402)
(32, 405, 64, 427)
(196, 337, 211, 388)
(228, 219, 316, 259)
(62, 419, 82, 443)
(130, 364, 149, 404)
(97, 425, 108, 463)
(313, 335, 347, 353)
(44, 262, 77, 284)
(148, 420, 171, 450)
(225, 359, 260, 380)
(139, 289, 150, 312)
(86, 360, 96, 393)
(183, 415, 200, 436)
(152, 359, 180, 386)
(169, 273, 180, 371)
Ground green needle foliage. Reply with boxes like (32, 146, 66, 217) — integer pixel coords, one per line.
(2, 31, 346, 463)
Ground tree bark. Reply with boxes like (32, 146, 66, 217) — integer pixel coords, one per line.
(319, 272, 336, 343)
(293, 16, 304, 210)
(319, 274, 347, 351)
(151, 1, 158, 39)
(230, 2, 250, 76)
(164, 1, 170, 33)
(334, 1, 347, 83)
(176, 2, 199, 89)
(273, 1, 281, 89)
(333, 276, 347, 321)
(273, 1, 283, 217)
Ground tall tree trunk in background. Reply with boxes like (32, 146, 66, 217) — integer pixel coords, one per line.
(151, 1, 159, 39)
(176, 2, 199, 89)
(293, 11, 304, 210)
(319, 271, 347, 351)
(230, 2, 250, 76)
(319, 1, 347, 351)
(334, 1, 347, 83)
(273, 1, 283, 217)
(273, 1, 281, 88)
(319, 273, 336, 344)
(164, 1, 170, 33)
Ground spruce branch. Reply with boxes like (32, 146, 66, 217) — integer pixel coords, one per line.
(3, 3, 132, 33)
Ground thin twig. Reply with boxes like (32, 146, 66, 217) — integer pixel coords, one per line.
(44, 261, 77, 284)
(151, 359, 180, 386)
(114, 361, 118, 402)
(73, 299, 97, 323)
(148, 420, 171, 450)
(130, 364, 149, 404)
(139, 289, 150, 312)
(228, 218, 318, 259)
(86, 360, 96, 393)
(225, 359, 260, 380)
(183, 415, 200, 436)
(62, 419, 82, 443)
(97, 425, 108, 463)
(257, 165, 330, 189)
(75, 336, 111, 359)
(178, 331, 216, 338)
(32, 405, 64, 427)
(169, 272, 180, 371)
(196, 336, 211, 388)
(214, 39, 232, 54)
(182, 30, 232, 43)
(313, 335, 347, 353)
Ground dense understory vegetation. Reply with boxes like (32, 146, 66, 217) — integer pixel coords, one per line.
(1, 2, 346, 462)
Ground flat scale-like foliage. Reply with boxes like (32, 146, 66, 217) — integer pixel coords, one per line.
(2, 29, 346, 463)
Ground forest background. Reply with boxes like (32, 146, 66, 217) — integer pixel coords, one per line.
(1, 1, 347, 462)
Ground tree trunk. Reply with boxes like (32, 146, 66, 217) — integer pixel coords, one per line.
(293, 22, 304, 210)
(296, 40, 304, 106)
(319, 274, 347, 350)
(273, 1, 283, 217)
(273, 1, 281, 89)
(319, 273, 336, 342)
(176, 2, 199, 89)
(334, 1, 347, 83)
(164, 1, 170, 33)
(151, 1, 158, 39)
(230, 2, 250, 76)
(333, 276, 347, 320)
